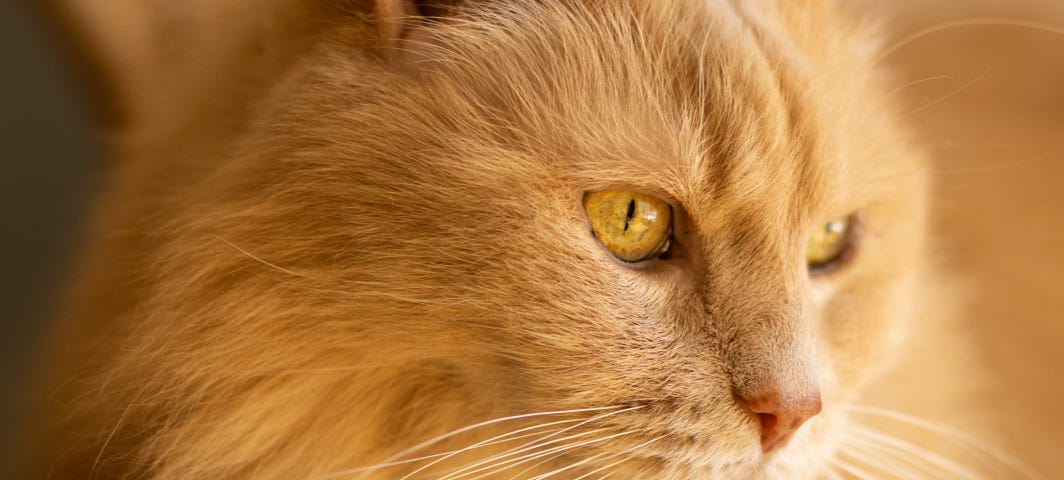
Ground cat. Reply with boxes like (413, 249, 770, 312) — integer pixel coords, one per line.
(24, 0, 1027, 478)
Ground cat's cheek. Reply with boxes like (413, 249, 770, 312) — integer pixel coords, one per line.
(815, 276, 918, 398)
(578, 231, 699, 295)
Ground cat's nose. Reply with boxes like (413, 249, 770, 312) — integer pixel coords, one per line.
(742, 390, 822, 453)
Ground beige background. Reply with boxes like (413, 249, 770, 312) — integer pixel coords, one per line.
(886, 1, 1064, 477)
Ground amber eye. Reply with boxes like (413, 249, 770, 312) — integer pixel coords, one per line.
(806, 215, 855, 271)
(584, 190, 673, 263)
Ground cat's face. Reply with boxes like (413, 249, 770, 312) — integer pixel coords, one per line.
(75, 0, 928, 478)
(208, 1, 929, 476)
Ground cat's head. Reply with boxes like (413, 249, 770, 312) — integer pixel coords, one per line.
(68, 0, 929, 477)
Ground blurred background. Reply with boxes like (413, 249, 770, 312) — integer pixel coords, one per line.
(0, 0, 98, 469)
(888, 2, 1064, 476)
(1, 0, 1061, 477)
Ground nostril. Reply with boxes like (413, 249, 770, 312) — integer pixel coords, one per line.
(757, 412, 778, 434)
(743, 391, 822, 453)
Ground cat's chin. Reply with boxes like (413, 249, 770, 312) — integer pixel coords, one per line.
(640, 443, 834, 480)
(589, 445, 831, 480)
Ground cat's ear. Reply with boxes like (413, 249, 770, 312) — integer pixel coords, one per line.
(365, 1, 460, 47)
(46, 0, 461, 127)
(43, 0, 157, 127)
(359, 0, 469, 69)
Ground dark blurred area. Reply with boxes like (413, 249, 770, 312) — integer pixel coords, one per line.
(0, 0, 98, 463)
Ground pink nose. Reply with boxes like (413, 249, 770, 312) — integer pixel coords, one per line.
(742, 391, 822, 452)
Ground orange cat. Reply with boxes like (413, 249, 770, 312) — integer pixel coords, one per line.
(25, 0, 1033, 478)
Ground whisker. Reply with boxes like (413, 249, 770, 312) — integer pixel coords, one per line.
(887, 74, 956, 98)
(845, 436, 939, 479)
(842, 437, 936, 479)
(437, 429, 612, 480)
(849, 426, 985, 479)
(405, 422, 583, 474)
(820, 463, 849, 480)
(839, 404, 1044, 479)
(436, 405, 646, 480)
(877, 17, 1064, 65)
(523, 448, 622, 480)
(903, 64, 989, 117)
(506, 433, 657, 480)
(928, 140, 1033, 149)
(445, 428, 633, 480)
(322, 421, 579, 478)
(442, 430, 639, 480)
(346, 406, 624, 480)
(503, 446, 584, 480)
(832, 457, 878, 480)
(568, 435, 666, 480)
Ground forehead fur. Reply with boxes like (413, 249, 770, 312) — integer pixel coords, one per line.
(338, 1, 912, 228)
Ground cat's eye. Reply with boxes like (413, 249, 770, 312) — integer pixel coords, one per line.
(584, 190, 672, 263)
(806, 215, 856, 272)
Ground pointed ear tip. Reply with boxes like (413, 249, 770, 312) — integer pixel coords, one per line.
(375, 0, 465, 22)
(36, 0, 142, 126)
(372, 0, 463, 59)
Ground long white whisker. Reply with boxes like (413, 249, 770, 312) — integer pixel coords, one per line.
(903, 64, 989, 117)
(321, 422, 579, 478)
(846, 435, 940, 479)
(502, 446, 583, 480)
(839, 404, 1043, 479)
(384, 419, 590, 479)
(876, 17, 1064, 65)
(887, 75, 956, 98)
(849, 426, 985, 479)
(523, 448, 622, 480)
(443, 430, 638, 480)
(433, 406, 645, 480)
(568, 435, 665, 480)
(507, 433, 658, 480)
(841, 438, 932, 479)
(832, 456, 878, 480)
(496, 406, 644, 455)
(437, 429, 612, 480)
(345, 406, 623, 480)
(821, 463, 848, 480)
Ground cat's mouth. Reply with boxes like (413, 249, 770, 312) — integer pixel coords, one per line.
(579, 400, 833, 479)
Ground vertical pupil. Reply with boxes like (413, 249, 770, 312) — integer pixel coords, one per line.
(623, 199, 636, 232)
